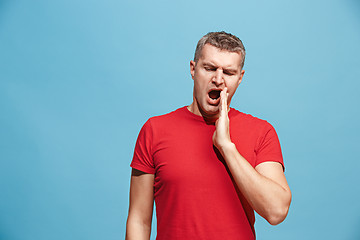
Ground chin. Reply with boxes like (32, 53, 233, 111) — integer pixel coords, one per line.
(200, 105, 220, 118)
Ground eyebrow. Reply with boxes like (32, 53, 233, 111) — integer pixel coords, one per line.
(203, 63, 216, 68)
(203, 63, 238, 73)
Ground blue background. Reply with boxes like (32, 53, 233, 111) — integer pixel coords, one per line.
(1, 0, 360, 239)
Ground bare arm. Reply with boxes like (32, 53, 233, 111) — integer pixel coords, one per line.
(213, 88, 291, 225)
(126, 168, 155, 240)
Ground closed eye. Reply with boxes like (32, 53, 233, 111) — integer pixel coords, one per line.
(204, 67, 216, 71)
(224, 70, 237, 76)
(224, 71, 234, 76)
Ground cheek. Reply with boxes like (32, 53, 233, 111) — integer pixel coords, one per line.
(227, 84, 239, 97)
(225, 82, 237, 92)
(194, 78, 207, 91)
(193, 81, 205, 98)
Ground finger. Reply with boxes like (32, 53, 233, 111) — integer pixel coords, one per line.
(221, 87, 228, 114)
(218, 89, 224, 116)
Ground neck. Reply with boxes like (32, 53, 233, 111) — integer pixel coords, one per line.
(187, 102, 219, 124)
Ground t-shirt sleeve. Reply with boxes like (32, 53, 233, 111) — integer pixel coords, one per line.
(130, 119, 156, 174)
(255, 122, 284, 170)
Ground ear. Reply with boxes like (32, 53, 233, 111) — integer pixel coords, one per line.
(190, 60, 196, 79)
(237, 69, 245, 86)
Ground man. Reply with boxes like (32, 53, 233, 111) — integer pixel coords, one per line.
(126, 31, 291, 240)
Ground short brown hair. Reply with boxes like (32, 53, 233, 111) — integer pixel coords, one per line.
(194, 31, 246, 69)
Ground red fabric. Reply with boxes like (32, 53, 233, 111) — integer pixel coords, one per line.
(131, 107, 284, 240)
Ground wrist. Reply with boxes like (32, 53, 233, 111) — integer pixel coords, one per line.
(218, 141, 236, 156)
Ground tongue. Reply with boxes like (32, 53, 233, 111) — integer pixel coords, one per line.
(209, 90, 220, 100)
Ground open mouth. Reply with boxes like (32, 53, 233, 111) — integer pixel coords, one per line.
(208, 90, 221, 100)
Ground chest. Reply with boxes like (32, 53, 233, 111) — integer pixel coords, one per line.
(151, 123, 258, 192)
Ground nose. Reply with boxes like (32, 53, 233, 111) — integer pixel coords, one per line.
(212, 69, 224, 86)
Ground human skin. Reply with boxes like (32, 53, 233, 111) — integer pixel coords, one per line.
(126, 44, 291, 240)
(189, 43, 291, 225)
(187, 44, 245, 122)
(213, 88, 292, 225)
(126, 168, 154, 240)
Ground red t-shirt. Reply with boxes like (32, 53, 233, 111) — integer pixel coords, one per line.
(131, 107, 284, 240)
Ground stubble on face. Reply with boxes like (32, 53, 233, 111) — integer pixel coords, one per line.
(188, 44, 244, 122)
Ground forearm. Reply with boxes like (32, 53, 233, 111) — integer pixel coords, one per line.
(219, 142, 291, 225)
(126, 216, 152, 240)
(126, 170, 155, 240)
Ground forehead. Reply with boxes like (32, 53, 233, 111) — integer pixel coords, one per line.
(199, 44, 242, 69)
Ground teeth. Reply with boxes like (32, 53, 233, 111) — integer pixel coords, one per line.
(209, 90, 220, 100)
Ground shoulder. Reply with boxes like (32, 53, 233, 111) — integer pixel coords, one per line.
(144, 106, 188, 129)
(230, 108, 273, 130)
(148, 106, 186, 122)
